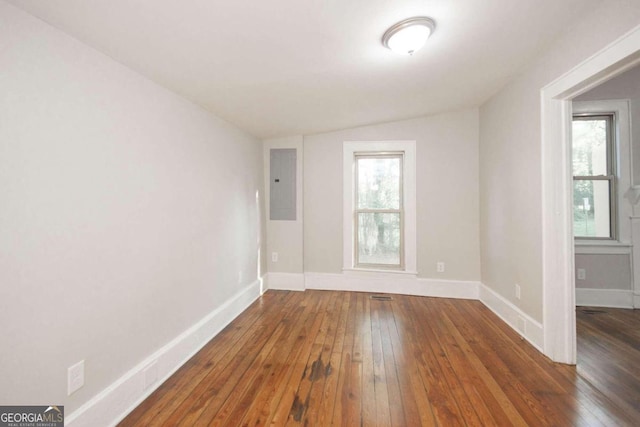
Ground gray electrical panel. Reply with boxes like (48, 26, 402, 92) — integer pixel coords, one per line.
(270, 148, 296, 220)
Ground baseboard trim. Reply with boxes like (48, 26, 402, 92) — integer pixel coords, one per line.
(576, 288, 634, 308)
(66, 280, 262, 427)
(479, 283, 544, 352)
(264, 272, 305, 291)
(304, 272, 479, 299)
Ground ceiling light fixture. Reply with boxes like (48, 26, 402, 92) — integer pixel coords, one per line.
(382, 17, 436, 55)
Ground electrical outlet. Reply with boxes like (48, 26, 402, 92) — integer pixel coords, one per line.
(436, 261, 445, 273)
(515, 284, 521, 300)
(272, 252, 278, 262)
(577, 268, 586, 280)
(67, 360, 85, 396)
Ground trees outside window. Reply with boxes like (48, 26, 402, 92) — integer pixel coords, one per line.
(354, 154, 403, 268)
(572, 114, 615, 239)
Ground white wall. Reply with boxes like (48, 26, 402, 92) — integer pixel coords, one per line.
(262, 136, 304, 289)
(304, 109, 481, 281)
(575, 254, 632, 290)
(479, 1, 640, 322)
(0, 0, 264, 417)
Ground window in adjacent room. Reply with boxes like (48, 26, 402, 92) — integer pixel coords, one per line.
(572, 114, 616, 239)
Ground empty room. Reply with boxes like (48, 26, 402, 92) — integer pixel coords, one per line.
(2, 0, 640, 426)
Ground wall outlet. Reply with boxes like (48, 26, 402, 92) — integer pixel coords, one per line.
(515, 283, 521, 300)
(271, 252, 278, 262)
(436, 261, 445, 273)
(67, 360, 85, 396)
(577, 268, 586, 280)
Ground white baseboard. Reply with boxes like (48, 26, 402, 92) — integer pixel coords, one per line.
(635, 293, 640, 308)
(479, 283, 544, 352)
(576, 288, 634, 308)
(66, 279, 262, 427)
(264, 272, 305, 291)
(304, 272, 479, 300)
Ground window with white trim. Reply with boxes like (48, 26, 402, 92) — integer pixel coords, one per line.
(354, 153, 403, 269)
(572, 114, 616, 239)
(343, 141, 416, 273)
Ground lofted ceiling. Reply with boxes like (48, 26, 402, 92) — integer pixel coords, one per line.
(8, 0, 600, 139)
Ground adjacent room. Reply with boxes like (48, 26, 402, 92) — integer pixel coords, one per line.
(1, 0, 639, 425)
(571, 63, 640, 420)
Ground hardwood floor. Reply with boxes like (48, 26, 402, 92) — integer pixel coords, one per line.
(119, 291, 640, 426)
(576, 306, 640, 423)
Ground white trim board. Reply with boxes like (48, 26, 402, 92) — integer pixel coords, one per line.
(576, 288, 634, 308)
(66, 280, 262, 427)
(630, 218, 640, 308)
(264, 272, 305, 291)
(304, 272, 480, 300)
(479, 284, 544, 352)
(575, 244, 632, 255)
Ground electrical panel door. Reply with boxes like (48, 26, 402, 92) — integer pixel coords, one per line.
(270, 148, 296, 220)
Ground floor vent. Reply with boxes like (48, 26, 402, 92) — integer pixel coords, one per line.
(370, 295, 393, 301)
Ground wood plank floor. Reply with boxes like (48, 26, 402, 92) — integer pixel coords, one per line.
(576, 306, 640, 423)
(119, 291, 640, 426)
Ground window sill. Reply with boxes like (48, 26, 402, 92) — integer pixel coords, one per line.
(343, 268, 418, 277)
(575, 240, 631, 255)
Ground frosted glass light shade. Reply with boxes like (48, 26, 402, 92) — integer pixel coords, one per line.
(382, 17, 436, 55)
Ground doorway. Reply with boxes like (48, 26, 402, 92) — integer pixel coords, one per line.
(568, 64, 640, 415)
(541, 27, 640, 364)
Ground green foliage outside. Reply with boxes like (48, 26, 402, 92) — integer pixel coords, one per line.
(572, 119, 606, 238)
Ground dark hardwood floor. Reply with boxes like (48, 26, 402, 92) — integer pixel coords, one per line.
(119, 291, 640, 426)
(576, 306, 640, 423)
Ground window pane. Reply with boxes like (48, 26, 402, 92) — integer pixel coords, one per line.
(572, 119, 608, 176)
(357, 212, 400, 265)
(573, 180, 611, 238)
(357, 157, 400, 209)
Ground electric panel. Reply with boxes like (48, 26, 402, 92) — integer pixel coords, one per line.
(270, 148, 296, 220)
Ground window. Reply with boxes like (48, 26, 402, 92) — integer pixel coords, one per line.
(342, 141, 416, 273)
(572, 114, 615, 239)
(354, 153, 403, 268)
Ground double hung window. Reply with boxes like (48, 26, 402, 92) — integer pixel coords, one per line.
(354, 154, 403, 269)
(572, 114, 616, 239)
(343, 140, 416, 273)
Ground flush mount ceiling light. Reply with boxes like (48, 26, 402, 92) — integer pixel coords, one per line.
(382, 17, 436, 55)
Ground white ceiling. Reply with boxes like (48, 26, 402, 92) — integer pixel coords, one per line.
(8, 0, 600, 139)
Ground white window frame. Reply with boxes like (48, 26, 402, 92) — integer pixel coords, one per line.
(571, 113, 616, 240)
(573, 100, 632, 250)
(354, 152, 404, 269)
(343, 141, 417, 274)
